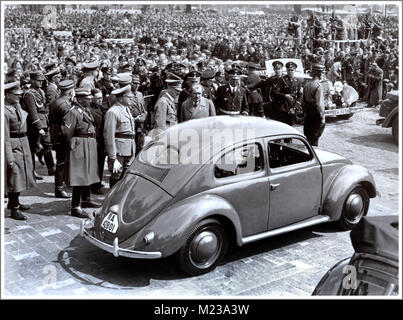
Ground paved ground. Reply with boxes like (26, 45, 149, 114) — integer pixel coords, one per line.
(2, 106, 400, 298)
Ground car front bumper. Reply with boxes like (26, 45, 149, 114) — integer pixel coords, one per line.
(80, 220, 162, 259)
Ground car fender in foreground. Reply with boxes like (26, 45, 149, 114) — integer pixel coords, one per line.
(382, 107, 398, 128)
(312, 257, 350, 295)
(321, 165, 377, 221)
(126, 194, 243, 258)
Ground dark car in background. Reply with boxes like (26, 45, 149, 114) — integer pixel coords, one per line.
(312, 215, 399, 296)
(376, 90, 399, 145)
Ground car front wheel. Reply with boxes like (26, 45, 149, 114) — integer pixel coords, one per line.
(338, 186, 369, 230)
(176, 218, 228, 276)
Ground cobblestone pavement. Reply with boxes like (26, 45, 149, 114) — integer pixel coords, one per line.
(2, 106, 400, 298)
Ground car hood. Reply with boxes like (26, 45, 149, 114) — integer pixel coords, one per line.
(94, 173, 174, 244)
(314, 148, 352, 165)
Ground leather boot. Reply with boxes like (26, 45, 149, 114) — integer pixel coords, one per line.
(71, 206, 87, 218)
(36, 149, 45, 165)
(55, 188, 70, 198)
(34, 171, 44, 180)
(11, 209, 27, 220)
(44, 150, 55, 175)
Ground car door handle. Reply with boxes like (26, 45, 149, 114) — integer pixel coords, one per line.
(270, 183, 280, 191)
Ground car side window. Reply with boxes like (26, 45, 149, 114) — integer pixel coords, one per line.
(215, 143, 263, 178)
(268, 137, 313, 169)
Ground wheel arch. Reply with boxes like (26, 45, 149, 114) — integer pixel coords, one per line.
(135, 194, 243, 257)
(321, 165, 377, 221)
(383, 107, 398, 128)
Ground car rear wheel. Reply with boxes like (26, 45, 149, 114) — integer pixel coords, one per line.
(338, 186, 369, 230)
(176, 218, 228, 276)
(392, 116, 398, 145)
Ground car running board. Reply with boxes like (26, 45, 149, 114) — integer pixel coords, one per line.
(241, 215, 330, 245)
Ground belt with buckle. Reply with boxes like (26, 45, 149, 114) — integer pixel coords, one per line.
(10, 132, 27, 138)
(220, 109, 241, 115)
(74, 133, 96, 138)
(115, 133, 135, 139)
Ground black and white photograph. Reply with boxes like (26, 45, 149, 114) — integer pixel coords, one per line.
(1, 0, 401, 305)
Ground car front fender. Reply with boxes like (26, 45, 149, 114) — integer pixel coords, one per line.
(321, 165, 377, 221)
(383, 107, 398, 128)
(126, 194, 243, 258)
(312, 257, 350, 296)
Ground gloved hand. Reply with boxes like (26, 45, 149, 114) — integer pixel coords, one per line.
(112, 159, 122, 174)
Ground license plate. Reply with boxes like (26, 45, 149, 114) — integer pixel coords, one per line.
(101, 212, 119, 234)
(335, 108, 350, 115)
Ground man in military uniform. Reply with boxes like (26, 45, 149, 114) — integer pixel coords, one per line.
(61, 88, 100, 218)
(48, 80, 76, 199)
(79, 61, 99, 90)
(5, 82, 37, 220)
(200, 70, 216, 101)
(303, 63, 326, 146)
(45, 67, 62, 106)
(96, 65, 115, 111)
(153, 75, 183, 132)
(271, 61, 303, 126)
(89, 88, 106, 195)
(215, 68, 249, 116)
(342, 49, 356, 88)
(104, 85, 136, 188)
(22, 71, 55, 176)
(248, 60, 284, 118)
(130, 76, 148, 155)
(179, 83, 216, 122)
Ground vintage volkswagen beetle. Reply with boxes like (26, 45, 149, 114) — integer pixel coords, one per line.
(81, 116, 377, 275)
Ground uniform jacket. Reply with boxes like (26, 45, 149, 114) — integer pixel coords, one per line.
(22, 87, 48, 130)
(130, 91, 148, 132)
(4, 104, 36, 193)
(272, 75, 303, 113)
(103, 101, 136, 159)
(368, 65, 383, 105)
(89, 104, 105, 146)
(215, 84, 249, 114)
(61, 103, 99, 186)
(303, 79, 325, 118)
(49, 95, 72, 145)
(154, 91, 178, 131)
(179, 97, 216, 122)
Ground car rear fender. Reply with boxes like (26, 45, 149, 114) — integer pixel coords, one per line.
(129, 194, 243, 257)
(321, 165, 377, 221)
(383, 107, 398, 128)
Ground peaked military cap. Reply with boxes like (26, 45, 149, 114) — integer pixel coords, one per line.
(45, 67, 61, 78)
(228, 68, 242, 79)
(111, 84, 131, 96)
(285, 61, 298, 69)
(58, 79, 75, 91)
(82, 61, 100, 70)
(117, 73, 132, 85)
(75, 88, 92, 97)
(186, 70, 201, 81)
(5, 81, 23, 94)
(30, 71, 45, 81)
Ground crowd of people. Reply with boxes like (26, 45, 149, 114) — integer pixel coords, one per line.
(4, 6, 399, 220)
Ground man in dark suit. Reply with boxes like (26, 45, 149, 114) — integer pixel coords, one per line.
(215, 68, 249, 116)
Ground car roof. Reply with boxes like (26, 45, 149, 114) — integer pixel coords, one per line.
(159, 116, 304, 152)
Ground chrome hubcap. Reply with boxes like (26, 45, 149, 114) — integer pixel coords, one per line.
(345, 193, 364, 223)
(190, 230, 220, 267)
